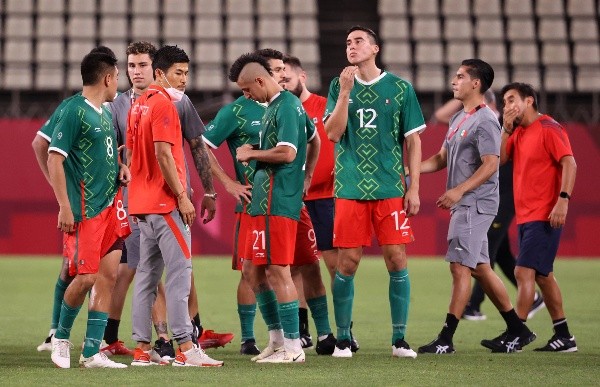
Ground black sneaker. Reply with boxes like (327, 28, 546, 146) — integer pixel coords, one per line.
(462, 305, 487, 321)
(153, 337, 175, 360)
(527, 292, 546, 319)
(481, 329, 537, 353)
(300, 333, 313, 349)
(240, 339, 261, 355)
(534, 334, 578, 352)
(350, 322, 359, 352)
(417, 336, 455, 354)
(315, 333, 337, 355)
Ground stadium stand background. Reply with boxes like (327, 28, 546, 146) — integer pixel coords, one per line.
(1, 0, 599, 256)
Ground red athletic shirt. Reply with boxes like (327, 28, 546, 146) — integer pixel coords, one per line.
(506, 114, 573, 224)
(126, 85, 187, 215)
(303, 93, 335, 200)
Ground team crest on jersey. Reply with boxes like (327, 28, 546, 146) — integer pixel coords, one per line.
(313, 117, 318, 123)
(385, 99, 390, 104)
(460, 129, 467, 138)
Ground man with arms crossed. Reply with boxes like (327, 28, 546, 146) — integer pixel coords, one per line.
(500, 82, 577, 352)
(324, 26, 423, 358)
(48, 50, 130, 368)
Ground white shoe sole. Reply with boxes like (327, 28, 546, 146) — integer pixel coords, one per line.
(332, 348, 352, 358)
(392, 348, 418, 358)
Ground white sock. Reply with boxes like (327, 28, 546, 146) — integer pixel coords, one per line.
(269, 329, 284, 348)
(49, 328, 57, 336)
(284, 337, 302, 353)
(318, 334, 329, 341)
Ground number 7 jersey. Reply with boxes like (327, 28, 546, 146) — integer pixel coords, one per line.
(324, 72, 425, 200)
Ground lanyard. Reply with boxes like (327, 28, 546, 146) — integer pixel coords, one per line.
(447, 104, 486, 141)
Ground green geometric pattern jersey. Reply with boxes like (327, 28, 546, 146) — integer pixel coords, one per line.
(324, 72, 426, 200)
(37, 93, 81, 141)
(49, 95, 119, 221)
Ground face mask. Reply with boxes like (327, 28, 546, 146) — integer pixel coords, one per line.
(160, 71, 184, 102)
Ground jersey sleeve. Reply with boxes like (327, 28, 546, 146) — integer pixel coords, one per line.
(48, 103, 80, 158)
(400, 82, 426, 137)
(151, 101, 180, 145)
(323, 77, 341, 122)
(477, 118, 501, 157)
(177, 95, 205, 141)
(202, 105, 237, 149)
(305, 112, 317, 142)
(275, 102, 301, 151)
(38, 100, 69, 142)
(544, 126, 573, 162)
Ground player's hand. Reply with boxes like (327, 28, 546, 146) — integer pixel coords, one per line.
(225, 180, 252, 205)
(236, 144, 253, 165)
(436, 188, 463, 210)
(178, 195, 196, 226)
(549, 199, 568, 228)
(339, 66, 357, 94)
(57, 205, 75, 233)
(404, 187, 420, 217)
(502, 106, 520, 133)
(199, 195, 217, 224)
(118, 163, 131, 186)
(303, 176, 312, 197)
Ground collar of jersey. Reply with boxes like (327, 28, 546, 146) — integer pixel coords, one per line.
(268, 91, 282, 105)
(83, 98, 103, 114)
(354, 71, 387, 86)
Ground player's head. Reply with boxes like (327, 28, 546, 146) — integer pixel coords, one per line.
(346, 25, 380, 65)
(80, 51, 119, 102)
(501, 82, 538, 126)
(282, 55, 306, 98)
(458, 59, 494, 94)
(255, 48, 286, 86)
(229, 52, 275, 103)
(152, 45, 190, 92)
(126, 41, 157, 91)
(90, 45, 117, 61)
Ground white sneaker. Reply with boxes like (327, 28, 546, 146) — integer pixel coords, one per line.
(172, 344, 224, 367)
(37, 334, 53, 352)
(51, 336, 72, 368)
(251, 345, 283, 362)
(392, 338, 417, 358)
(131, 348, 169, 366)
(256, 349, 305, 363)
(332, 340, 352, 358)
(80, 352, 127, 368)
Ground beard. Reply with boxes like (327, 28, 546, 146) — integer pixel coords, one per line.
(286, 79, 303, 98)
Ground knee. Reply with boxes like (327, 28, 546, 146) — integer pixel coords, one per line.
(514, 266, 531, 282)
(80, 273, 98, 290)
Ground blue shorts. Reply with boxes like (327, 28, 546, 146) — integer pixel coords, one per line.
(305, 198, 334, 251)
(516, 221, 562, 276)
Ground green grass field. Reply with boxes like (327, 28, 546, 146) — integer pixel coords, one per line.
(0, 257, 598, 386)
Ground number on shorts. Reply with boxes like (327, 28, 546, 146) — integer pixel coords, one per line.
(308, 229, 317, 249)
(391, 210, 409, 231)
(115, 199, 127, 221)
(252, 230, 265, 250)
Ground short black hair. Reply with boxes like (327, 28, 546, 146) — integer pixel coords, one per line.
(152, 45, 189, 74)
(500, 82, 538, 110)
(347, 25, 379, 45)
(461, 59, 494, 93)
(126, 41, 157, 60)
(228, 53, 272, 82)
(254, 48, 284, 61)
(80, 51, 117, 86)
(283, 55, 303, 70)
(90, 45, 117, 61)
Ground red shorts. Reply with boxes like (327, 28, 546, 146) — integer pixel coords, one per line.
(247, 215, 298, 266)
(292, 206, 319, 266)
(63, 190, 131, 276)
(232, 212, 252, 270)
(333, 198, 414, 248)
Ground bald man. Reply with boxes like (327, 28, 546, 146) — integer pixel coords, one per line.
(229, 54, 316, 364)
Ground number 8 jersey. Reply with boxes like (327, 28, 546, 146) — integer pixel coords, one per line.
(49, 95, 119, 221)
(324, 72, 426, 200)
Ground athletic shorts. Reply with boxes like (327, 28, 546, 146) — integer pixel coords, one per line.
(63, 191, 131, 276)
(247, 215, 298, 266)
(124, 217, 141, 270)
(305, 198, 334, 251)
(445, 205, 494, 269)
(516, 221, 562, 276)
(333, 197, 414, 248)
(232, 212, 252, 270)
(292, 206, 319, 267)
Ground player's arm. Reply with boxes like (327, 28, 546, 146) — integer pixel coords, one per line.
(436, 154, 498, 210)
(32, 135, 51, 184)
(549, 155, 577, 228)
(155, 141, 196, 226)
(47, 152, 74, 233)
(304, 129, 320, 194)
(324, 67, 357, 142)
(187, 135, 217, 224)
(421, 146, 448, 174)
(207, 148, 251, 205)
(404, 132, 422, 217)
(236, 144, 296, 164)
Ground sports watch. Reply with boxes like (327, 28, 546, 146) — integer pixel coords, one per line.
(559, 191, 571, 200)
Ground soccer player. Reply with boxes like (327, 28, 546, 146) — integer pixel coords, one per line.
(126, 45, 223, 367)
(47, 50, 130, 368)
(230, 52, 310, 363)
(324, 26, 423, 358)
(418, 59, 535, 354)
(500, 82, 578, 352)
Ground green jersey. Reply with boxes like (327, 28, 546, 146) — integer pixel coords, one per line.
(203, 96, 265, 213)
(251, 91, 313, 221)
(325, 72, 425, 200)
(38, 93, 81, 141)
(49, 95, 119, 221)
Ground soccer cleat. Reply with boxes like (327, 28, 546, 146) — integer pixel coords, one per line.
(37, 334, 53, 352)
(332, 339, 353, 358)
(131, 347, 170, 366)
(51, 336, 72, 368)
(527, 292, 546, 320)
(392, 338, 418, 358)
(350, 322, 359, 352)
(417, 336, 456, 354)
(172, 344, 224, 367)
(462, 305, 487, 321)
(534, 335, 578, 352)
(101, 340, 134, 356)
(251, 345, 283, 362)
(153, 337, 176, 361)
(481, 329, 537, 353)
(315, 333, 337, 355)
(198, 330, 235, 349)
(255, 349, 305, 363)
(300, 333, 313, 349)
(240, 339, 261, 355)
(80, 352, 127, 368)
